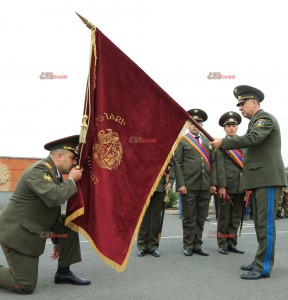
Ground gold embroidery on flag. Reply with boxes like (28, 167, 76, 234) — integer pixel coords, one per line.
(93, 129, 123, 170)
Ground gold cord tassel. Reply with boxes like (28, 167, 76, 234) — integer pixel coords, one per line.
(79, 115, 88, 144)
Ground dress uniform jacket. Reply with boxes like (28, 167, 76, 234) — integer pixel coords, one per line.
(216, 144, 244, 194)
(222, 109, 286, 188)
(174, 134, 216, 189)
(0, 156, 77, 257)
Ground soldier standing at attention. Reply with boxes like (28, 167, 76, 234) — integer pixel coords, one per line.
(0, 135, 90, 294)
(216, 111, 245, 255)
(174, 109, 217, 257)
(211, 85, 286, 280)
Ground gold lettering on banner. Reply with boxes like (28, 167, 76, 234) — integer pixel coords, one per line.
(93, 129, 123, 170)
(95, 112, 125, 126)
(87, 157, 99, 184)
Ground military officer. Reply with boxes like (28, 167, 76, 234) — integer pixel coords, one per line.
(137, 162, 175, 257)
(211, 85, 286, 280)
(174, 109, 217, 257)
(0, 135, 90, 294)
(216, 111, 245, 255)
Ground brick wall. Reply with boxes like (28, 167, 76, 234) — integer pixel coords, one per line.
(0, 157, 41, 192)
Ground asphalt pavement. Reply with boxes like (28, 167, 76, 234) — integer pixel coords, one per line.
(1, 211, 288, 300)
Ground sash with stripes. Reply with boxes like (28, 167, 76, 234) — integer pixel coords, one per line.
(228, 149, 243, 169)
(183, 133, 210, 170)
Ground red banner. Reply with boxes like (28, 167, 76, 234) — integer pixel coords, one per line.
(65, 28, 190, 271)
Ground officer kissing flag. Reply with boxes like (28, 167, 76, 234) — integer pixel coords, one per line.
(65, 13, 190, 272)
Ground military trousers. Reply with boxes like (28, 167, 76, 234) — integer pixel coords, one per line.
(0, 220, 81, 295)
(137, 191, 165, 251)
(252, 186, 281, 276)
(217, 193, 244, 249)
(182, 190, 210, 250)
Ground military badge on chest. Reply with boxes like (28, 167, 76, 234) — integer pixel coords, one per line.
(43, 174, 53, 181)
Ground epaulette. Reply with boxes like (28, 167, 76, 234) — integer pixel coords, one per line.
(44, 162, 52, 169)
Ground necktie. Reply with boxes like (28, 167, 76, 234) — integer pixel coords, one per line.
(195, 135, 201, 144)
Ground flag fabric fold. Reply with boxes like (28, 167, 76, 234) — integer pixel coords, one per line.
(65, 27, 190, 271)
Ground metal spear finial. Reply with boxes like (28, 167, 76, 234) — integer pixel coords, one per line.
(75, 12, 95, 30)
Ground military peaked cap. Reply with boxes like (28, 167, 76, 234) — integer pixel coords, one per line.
(233, 85, 264, 106)
(187, 108, 208, 122)
(219, 111, 242, 127)
(44, 135, 79, 155)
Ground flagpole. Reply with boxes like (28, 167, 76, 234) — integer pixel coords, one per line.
(75, 12, 96, 30)
(75, 13, 96, 168)
(188, 116, 243, 171)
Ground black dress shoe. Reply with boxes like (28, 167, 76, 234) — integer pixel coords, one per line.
(276, 214, 284, 219)
(228, 245, 245, 254)
(194, 249, 209, 256)
(240, 261, 256, 271)
(240, 270, 270, 280)
(150, 250, 160, 257)
(183, 249, 193, 256)
(137, 249, 148, 257)
(219, 248, 228, 255)
(54, 271, 91, 285)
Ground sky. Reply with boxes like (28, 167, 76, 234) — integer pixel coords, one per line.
(1, 0, 288, 165)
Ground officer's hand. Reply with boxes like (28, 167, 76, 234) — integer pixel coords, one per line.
(165, 182, 172, 192)
(68, 167, 83, 183)
(210, 138, 223, 149)
(178, 186, 187, 195)
(218, 187, 227, 198)
(210, 186, 217, 194)
(51, 244, 61, 260)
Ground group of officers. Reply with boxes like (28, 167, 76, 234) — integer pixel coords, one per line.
(0, 84, 286, 296)
(136, 84, 287, 281)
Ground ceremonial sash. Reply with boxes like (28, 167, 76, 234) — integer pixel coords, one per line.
(183, 133, 210, 170)
(228, 149, 243, 168)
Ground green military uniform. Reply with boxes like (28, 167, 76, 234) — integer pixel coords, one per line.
(174, 109, 216, 253)
(222, 86, 286, 277)
(0, 137, 82, 294)
(137, 163, 175, 255)
(216, 111, 245, 252)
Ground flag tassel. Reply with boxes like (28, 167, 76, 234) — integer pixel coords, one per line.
(79, 115, 88, 144)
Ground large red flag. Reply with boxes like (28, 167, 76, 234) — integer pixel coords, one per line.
(65, 25, 190, 272)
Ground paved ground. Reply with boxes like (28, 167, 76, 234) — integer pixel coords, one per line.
(0, 211, 288, 300)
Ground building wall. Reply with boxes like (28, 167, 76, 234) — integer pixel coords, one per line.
(0, 157, 41, 209)
(0, 157, 41, 192)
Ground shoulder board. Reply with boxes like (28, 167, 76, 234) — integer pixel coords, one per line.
(44, 162, 52, 169)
